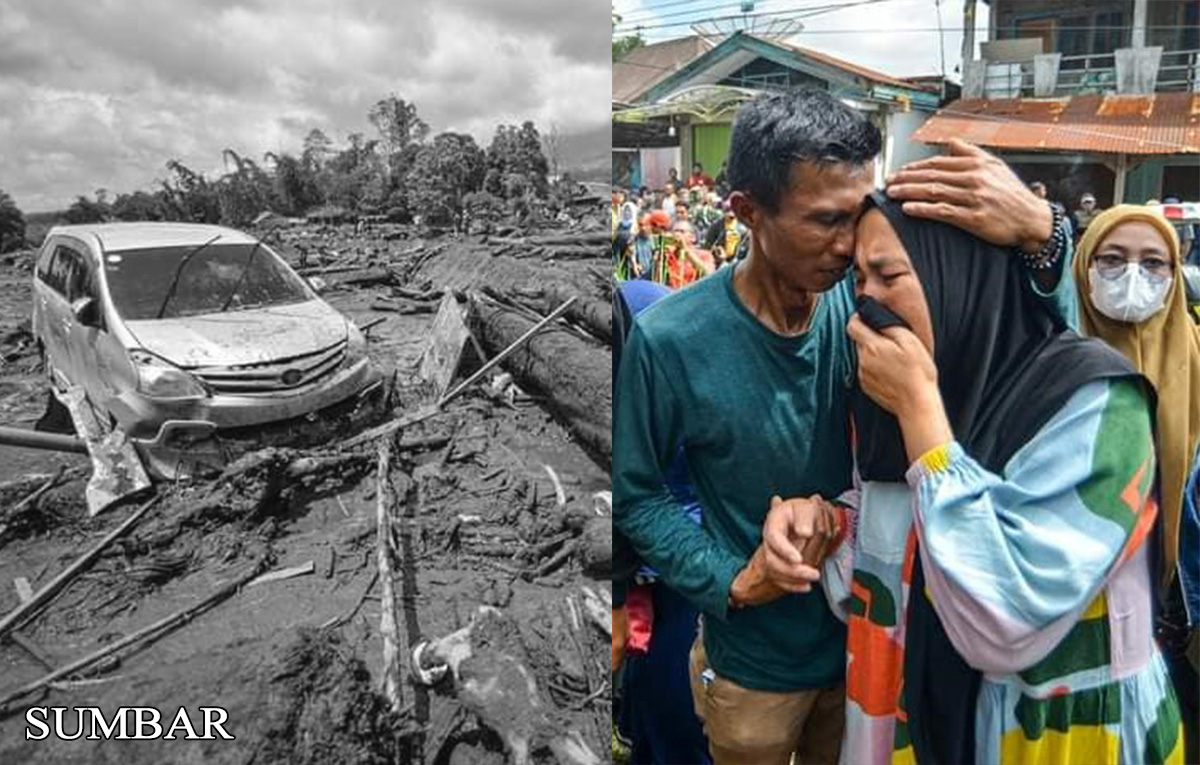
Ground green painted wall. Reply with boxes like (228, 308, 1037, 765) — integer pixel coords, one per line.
(1124, 158, 1165, 204)
(692, 123, 732, 179)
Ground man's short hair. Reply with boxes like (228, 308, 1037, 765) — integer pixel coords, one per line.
(726, 87, 881, 214)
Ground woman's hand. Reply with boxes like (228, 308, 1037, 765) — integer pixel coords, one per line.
(847, 314, 954, 462)
(762, 495, 839, 593)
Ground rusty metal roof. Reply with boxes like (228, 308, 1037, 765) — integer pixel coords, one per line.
(912, 92, 1200, 154)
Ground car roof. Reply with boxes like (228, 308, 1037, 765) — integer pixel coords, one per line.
(48, 222, 259, 253)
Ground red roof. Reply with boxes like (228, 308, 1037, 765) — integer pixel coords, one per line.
(912, 93, 1200, 154)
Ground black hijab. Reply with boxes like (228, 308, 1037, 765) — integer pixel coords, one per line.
(851, 193, 1138, 764)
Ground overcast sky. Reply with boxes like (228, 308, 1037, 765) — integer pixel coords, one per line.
(614, 0, 991, 79)
(0, 0, 610, 212)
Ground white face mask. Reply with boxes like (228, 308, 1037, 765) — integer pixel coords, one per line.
(1089, 263, 1172, 323)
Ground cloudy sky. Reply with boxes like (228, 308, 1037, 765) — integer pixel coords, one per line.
(0, 0, 610, 212)
(613, 0, 991, 79)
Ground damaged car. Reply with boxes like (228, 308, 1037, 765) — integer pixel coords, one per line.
(31, 222, 383, 478)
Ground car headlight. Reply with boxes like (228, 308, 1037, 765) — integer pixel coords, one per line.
(128, 349, 208, 399)
(344, 322, 368, 366)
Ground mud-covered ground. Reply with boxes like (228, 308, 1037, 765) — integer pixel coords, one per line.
(0, 221, 612, 764)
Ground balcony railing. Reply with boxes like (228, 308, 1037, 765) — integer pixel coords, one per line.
(977, 47, 1200, 99)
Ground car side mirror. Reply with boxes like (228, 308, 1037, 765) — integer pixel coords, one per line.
(72, 297, 102, 329)
(306, 276, 327, 294)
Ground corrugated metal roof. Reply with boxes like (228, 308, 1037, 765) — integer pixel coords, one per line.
(912, 93, 1200, 154)
(613, 36, 712, 104)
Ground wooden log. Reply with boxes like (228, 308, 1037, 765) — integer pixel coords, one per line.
(470, 302, 610, 469)
(326, 267, 396, 288)
(543, 246, 605, 262)
(528, 232, 610, 247)
(536, 286, 611, 344)
(376, 440, 403, 714)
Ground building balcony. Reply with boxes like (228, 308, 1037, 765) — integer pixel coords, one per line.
(968, 46, 1200, 99)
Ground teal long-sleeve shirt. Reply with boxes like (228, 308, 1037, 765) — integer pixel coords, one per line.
(613, 266, 855, 692)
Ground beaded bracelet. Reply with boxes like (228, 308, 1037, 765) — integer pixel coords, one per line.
(1022, 203, 1066, 271)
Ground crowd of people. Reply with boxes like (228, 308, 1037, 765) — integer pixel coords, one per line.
(611, 163, 749, 288)
(611, 87, 1199, 765)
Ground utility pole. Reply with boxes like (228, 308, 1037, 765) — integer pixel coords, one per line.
(1131, 0, 1148, 48)
(961, 0, 977, 72)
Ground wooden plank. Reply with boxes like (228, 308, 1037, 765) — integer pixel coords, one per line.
(417, 294, 473, 397)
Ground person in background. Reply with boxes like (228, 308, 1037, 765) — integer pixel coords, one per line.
(668, 167, 681, 188)
(661, 183, 679, 221)
(674, 199, 690, 225)
(691, 190, 721, 233)
(704, 202, 748, 269)
(667, 220, 714, 288)
(1074, 192, 1101, 239)
(1074, 205, 1200, 764)
(613, 188, 639, 276)
(613, 278, 713, 765)
(689, 161, 715, 190)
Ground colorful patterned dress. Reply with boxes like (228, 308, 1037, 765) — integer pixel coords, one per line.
(824, 378, 1184, 764)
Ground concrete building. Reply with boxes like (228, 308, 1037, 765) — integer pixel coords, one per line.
(914, 0, 1200, 208)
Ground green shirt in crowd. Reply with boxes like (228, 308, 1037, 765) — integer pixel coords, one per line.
(614, 265, 856, 692)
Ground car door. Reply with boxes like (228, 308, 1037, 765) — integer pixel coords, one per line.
(62, 241, 110, 403)
(36, 242, 77, 388)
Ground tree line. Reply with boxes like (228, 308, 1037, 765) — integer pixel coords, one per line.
(0, 95, 570, 252)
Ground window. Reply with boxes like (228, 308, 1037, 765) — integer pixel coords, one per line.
(1058, 15, 1089, 70)
(1016, 17, 1056, 55)
(1093, 11, 1125, 56)
(1183, 2, 1199, 52)
(43, 246, 75, 297)
(63, 249, 95, 303)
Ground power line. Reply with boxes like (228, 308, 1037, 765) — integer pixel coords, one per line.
(617, 0, 775, 25)
(934, 0, 947, 77)
(617, 0, 857, 25)
(619, 23, 1194, 41)
(614, 0, 729, 20)
(614, 0, 895, 33)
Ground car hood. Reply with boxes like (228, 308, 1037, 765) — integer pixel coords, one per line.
(124, 300, 348, 368)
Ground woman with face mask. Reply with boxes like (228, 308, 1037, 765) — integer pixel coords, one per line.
(1074, 206, 1200, 764)
(763, 194, 1185, 764)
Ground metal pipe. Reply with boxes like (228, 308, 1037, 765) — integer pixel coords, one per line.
(0, 426, 88, 454)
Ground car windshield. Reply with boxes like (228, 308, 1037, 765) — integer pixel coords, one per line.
(104, 243, 310, 320)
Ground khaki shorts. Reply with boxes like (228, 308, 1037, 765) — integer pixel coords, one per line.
(688, 637, 845, 765)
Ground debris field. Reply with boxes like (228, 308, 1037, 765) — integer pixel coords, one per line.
(0, 214, 613, 765)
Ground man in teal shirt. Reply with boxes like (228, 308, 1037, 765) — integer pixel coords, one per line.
(613, 88, 1074, 765)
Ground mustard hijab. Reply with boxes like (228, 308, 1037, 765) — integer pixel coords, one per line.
(1074, 205, 1200, 586)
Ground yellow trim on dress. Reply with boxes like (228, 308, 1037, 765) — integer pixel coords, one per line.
(917, 443, 953, 474)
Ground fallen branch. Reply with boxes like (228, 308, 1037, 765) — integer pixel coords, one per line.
(0, 494, 161, 641)
(0, 557, 265, 716)
(526, 540, 578, 581)
(320, 569, 379, 629)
